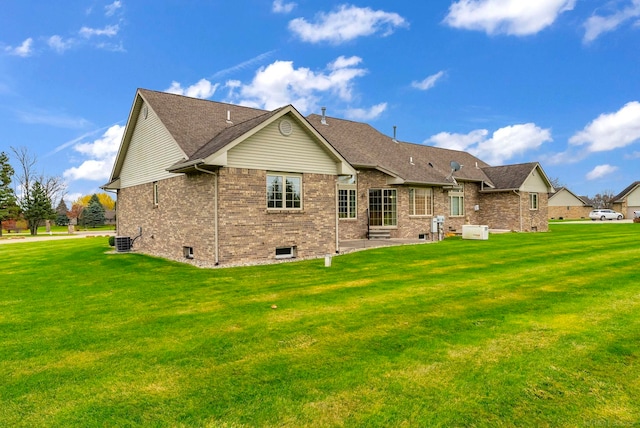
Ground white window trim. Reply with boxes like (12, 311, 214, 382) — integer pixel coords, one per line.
(267, 173, 303, 210)
(275, 246, 297, 259)
(409, 187, 433, 217)
(369, 188, 398, 227)
(530, 193, 539, 210)
(338, 185, 357, 219)
(449, 183, 465, 217)
(153, 181, 159, 207)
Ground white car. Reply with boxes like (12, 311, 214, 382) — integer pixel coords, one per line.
(589, 209, 624, 221)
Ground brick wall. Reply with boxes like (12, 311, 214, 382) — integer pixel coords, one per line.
(217, 168, 337, 264)
(116, 168, 338, 266)
(548, 205, 591, 220)
(478, 191, 549, 232)
(117, 173, 217, 262)
(338, 170, 487, 239)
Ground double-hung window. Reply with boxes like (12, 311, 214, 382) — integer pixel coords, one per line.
(338, 176, 357, 219)
(409, 188, 433, 216)
(530, 193, 539, 210)
(338, 188, 357, 218)
(449, 184, 464, 217)
(267, 173, 302, 209)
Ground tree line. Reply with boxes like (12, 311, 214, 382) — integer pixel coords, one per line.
(0, 148, 115, 236)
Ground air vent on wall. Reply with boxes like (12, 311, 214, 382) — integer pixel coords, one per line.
(279, 119, 293, 136)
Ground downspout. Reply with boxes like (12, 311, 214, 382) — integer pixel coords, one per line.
(514, 190, 522, 232)
(194, 165, 219, 265)
(335, 180, 340, 254)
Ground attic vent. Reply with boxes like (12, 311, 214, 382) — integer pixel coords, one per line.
(279, 119, 293, 136)
(142, 105, 148, 119)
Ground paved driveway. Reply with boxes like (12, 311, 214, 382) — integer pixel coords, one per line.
(0, 231, 115, 245)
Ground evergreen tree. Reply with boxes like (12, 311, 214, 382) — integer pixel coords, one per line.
(21, 180, 55, 235)
(83, 194, 105, 227)
(0, 152, 19, 237)
(55, 199, 70, 226)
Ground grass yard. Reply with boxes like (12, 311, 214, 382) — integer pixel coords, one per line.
(1, 224, 639, 427)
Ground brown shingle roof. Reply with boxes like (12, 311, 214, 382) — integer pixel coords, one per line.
(139, 89, 268, 158)
(306, 114, 492, 185)
(481, 162, 540, 190)
(132, 90, 546, 191)
(613, 181, 640, 202)
(190, 108, 284, 161)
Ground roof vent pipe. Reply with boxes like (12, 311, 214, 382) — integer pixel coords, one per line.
(321, 107, 327, 125)
(226, 110, 232, 124)
(393, 126, 398, 143)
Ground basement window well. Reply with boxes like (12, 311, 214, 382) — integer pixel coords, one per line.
(275, 246, 297, 259)
(183, 246, 194, 259)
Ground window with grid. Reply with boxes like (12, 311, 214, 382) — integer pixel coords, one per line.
(409, 188, 433, 216)
(530, 193, 539, 210)
(449, 184, 464, 217)
(338, 187, 357, 218)
(369, 188, 397, 226)
(267, 174, 301, 209)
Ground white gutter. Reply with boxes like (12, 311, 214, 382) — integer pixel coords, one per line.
(335, 179, 340, 254)
(194, 164, 219, 265)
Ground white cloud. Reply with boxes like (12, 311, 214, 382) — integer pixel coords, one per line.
(16, 109, 90, 129)
(79, 25, 119, 38)
(288, 5, 407, 44)
(228, 56, 368, 113)
(209, 50, 276, 80)
(105, 1, 123, 17)
(569, 101, 640, 152)
(586, 164, 618, 180)
(412, 71, 446, 91)
(273, 0, 296, 14)
(165, 79, 219, 99)
(427, 123, 552, 165)
(5, 38, 34, 57)
(48, 35, 75, 53)
(344, 103, 388, 121)
(444, 0, 576, 36)
(584, 0, 640, 42)
(427, 129, 489, 151)
(63, 124, 124, 181)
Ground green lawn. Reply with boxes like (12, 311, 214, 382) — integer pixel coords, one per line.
(1, 224, 639, 427)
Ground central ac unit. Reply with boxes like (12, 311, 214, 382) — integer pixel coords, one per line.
(115, 236, 132, 252)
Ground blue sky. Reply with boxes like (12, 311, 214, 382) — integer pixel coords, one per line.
(1, 0, 639, 204)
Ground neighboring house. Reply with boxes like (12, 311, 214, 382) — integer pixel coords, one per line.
(548, 187, 592, 219)
(103, 89, 554, 266)
(612, 181, 640, 218)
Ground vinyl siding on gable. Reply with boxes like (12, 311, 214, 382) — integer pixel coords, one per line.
(226, 117, 341, 175)
(521, 169, 550, 193)
(549, 189, 584, 206)
(120, 103, 185, 188)
(627, 187, 640, 205)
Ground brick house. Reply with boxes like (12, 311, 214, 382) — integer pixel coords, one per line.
(548, 187, 592, 220)
(103, 89, 554, 266)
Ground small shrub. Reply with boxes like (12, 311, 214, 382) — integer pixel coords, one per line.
(108, 236, 115, 247)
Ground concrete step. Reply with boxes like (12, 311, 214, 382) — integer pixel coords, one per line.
(368, 229, 391, 240)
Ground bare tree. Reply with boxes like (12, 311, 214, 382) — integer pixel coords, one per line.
(549, 176, 565, 190)
(591, 190, 616, 209)
(10, 146, 67, 234)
